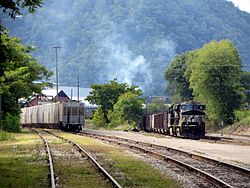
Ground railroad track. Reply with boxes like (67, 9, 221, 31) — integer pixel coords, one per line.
(41, 129, 122, 188)
(78, 131, 250, 188)
(202, 134, 250, 145)
(33, 129, 56, 188)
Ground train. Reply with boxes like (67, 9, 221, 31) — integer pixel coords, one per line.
(20, 101, 85, 131)
(140, 100, 206, 138)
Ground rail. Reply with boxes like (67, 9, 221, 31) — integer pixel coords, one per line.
(79, 131, 250, 188)
(44, 130, 122, 188)
(33, 129, 56, 188)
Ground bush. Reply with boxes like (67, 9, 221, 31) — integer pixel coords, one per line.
(93, 108, 106, 127)
(234, 110, 250, 122)
(0, 130, 13, 141)
(2, 113, 21, 133)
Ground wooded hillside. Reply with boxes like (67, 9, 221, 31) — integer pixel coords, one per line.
(2, 0, 250, 95)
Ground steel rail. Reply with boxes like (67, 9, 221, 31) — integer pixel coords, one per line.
(33, 129, 56, 188)
(81, 132, 250, 176)
(79, 132, 250, 188)
(44, 130, 122, 188)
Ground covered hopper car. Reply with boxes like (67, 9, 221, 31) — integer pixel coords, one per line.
(140, 100, 205, 138)
(21, 101, 85, 131)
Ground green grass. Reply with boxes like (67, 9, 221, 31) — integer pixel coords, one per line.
(0, 130, 48, 188)
(45, 137, 112, 188)
(54, 158, 112, 188)
(0, 130, 14, 141)
(58, 131, 181, 188)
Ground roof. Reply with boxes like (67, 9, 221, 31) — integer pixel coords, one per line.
(42, 85, 96, 107)
(57, 90, 70, 99)
(42, 86, 92, 100)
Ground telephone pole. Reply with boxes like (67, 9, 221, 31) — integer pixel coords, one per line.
(51, 46, 61, 100)
(77, 76, 80, 102)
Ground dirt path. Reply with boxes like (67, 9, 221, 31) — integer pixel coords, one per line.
(82, 128, 250, 167)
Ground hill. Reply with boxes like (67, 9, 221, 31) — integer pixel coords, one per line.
(2, 0, 250, 95)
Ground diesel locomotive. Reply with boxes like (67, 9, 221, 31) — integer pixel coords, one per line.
(140, 100, 206, 138)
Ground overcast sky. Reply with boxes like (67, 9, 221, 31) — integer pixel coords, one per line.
(228, 0, 250, 13)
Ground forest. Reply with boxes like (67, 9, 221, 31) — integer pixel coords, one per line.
(2, 0, 250, 95)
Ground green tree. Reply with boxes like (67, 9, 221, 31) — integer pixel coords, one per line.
(0, 0, 50, 132)
(146, 99, 169, 113)
(93, 108, 106, 127)
(0, 33, 52, 121)
(3, 0, 250, 96)
(164, 52, 193, 103)
(86, 79, 142, 123)
(188, 40, 246, 124)
(0, 0, 43, 18)
(109, 92, 143, 127)
(241, 72, 250, 103)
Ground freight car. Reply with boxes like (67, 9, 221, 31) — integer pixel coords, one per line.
(20, 101, 85, 131)
(140, 100, 206, 138)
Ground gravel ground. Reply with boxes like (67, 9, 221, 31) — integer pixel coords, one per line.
(82, 128, 250, 167)
(123, 149, 213, 188)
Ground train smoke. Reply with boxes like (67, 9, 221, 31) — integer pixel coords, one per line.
(100, 34, 153, 89)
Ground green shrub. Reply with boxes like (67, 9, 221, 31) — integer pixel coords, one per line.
(234, 110, 250, 121)
(2, 113, 21, 133)
(0, 130, 13, 141)
(93, 108, 106, 127)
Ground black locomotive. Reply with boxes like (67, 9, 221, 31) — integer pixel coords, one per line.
(140, 100, 206, 138)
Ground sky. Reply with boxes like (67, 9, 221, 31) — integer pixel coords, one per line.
(228, 0, 250, 13)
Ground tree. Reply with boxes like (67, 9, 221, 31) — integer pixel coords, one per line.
(109, 92, 144, 127)
(0, 33, 52, 119)
(86, 79, 142, 123)
(146, 98, 169, 113)
(93, 108, 106, 127)
(164, 52, 193, 103)
(241, 72, 250, 103)
(0, 0, 50, 132)
(188, 40, 246, 124)
(3, 0, 250, 96)
(0, 0, 43, 18)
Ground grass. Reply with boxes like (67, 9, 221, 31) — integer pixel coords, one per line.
(0, 130, 14, 141)
(0, 130, 48, 188)
(57, 131, 181, 188)
(50, 142, 112, 188)
(54, 157, 112, 188)
(0, 129, 181, 187)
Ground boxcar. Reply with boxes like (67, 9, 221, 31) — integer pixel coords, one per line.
(21, 101, 85, 131)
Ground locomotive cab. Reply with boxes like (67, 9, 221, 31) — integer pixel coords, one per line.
(179, 102, 205, 138)
(168, 100, 206, 138)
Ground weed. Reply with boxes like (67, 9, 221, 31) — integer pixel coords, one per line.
(0, 130, 14, 141)
(59, 131, 181, 188)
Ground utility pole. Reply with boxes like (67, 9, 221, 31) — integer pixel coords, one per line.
(51, 46, 61, 100)
(77, 76, 80, 102)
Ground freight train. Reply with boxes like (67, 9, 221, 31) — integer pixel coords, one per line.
(140, 100, 206, 138)
(20, 101, 85, 131)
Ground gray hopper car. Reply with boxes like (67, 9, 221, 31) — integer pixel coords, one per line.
(21, 101, 85, 131)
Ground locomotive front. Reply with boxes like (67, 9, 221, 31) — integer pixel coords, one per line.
(179, 101, 206, 138)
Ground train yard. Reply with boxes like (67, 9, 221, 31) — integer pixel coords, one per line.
(78, 130, 250, 188)
(33, 129, 121, 188)
(1, 129, 184, 188)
